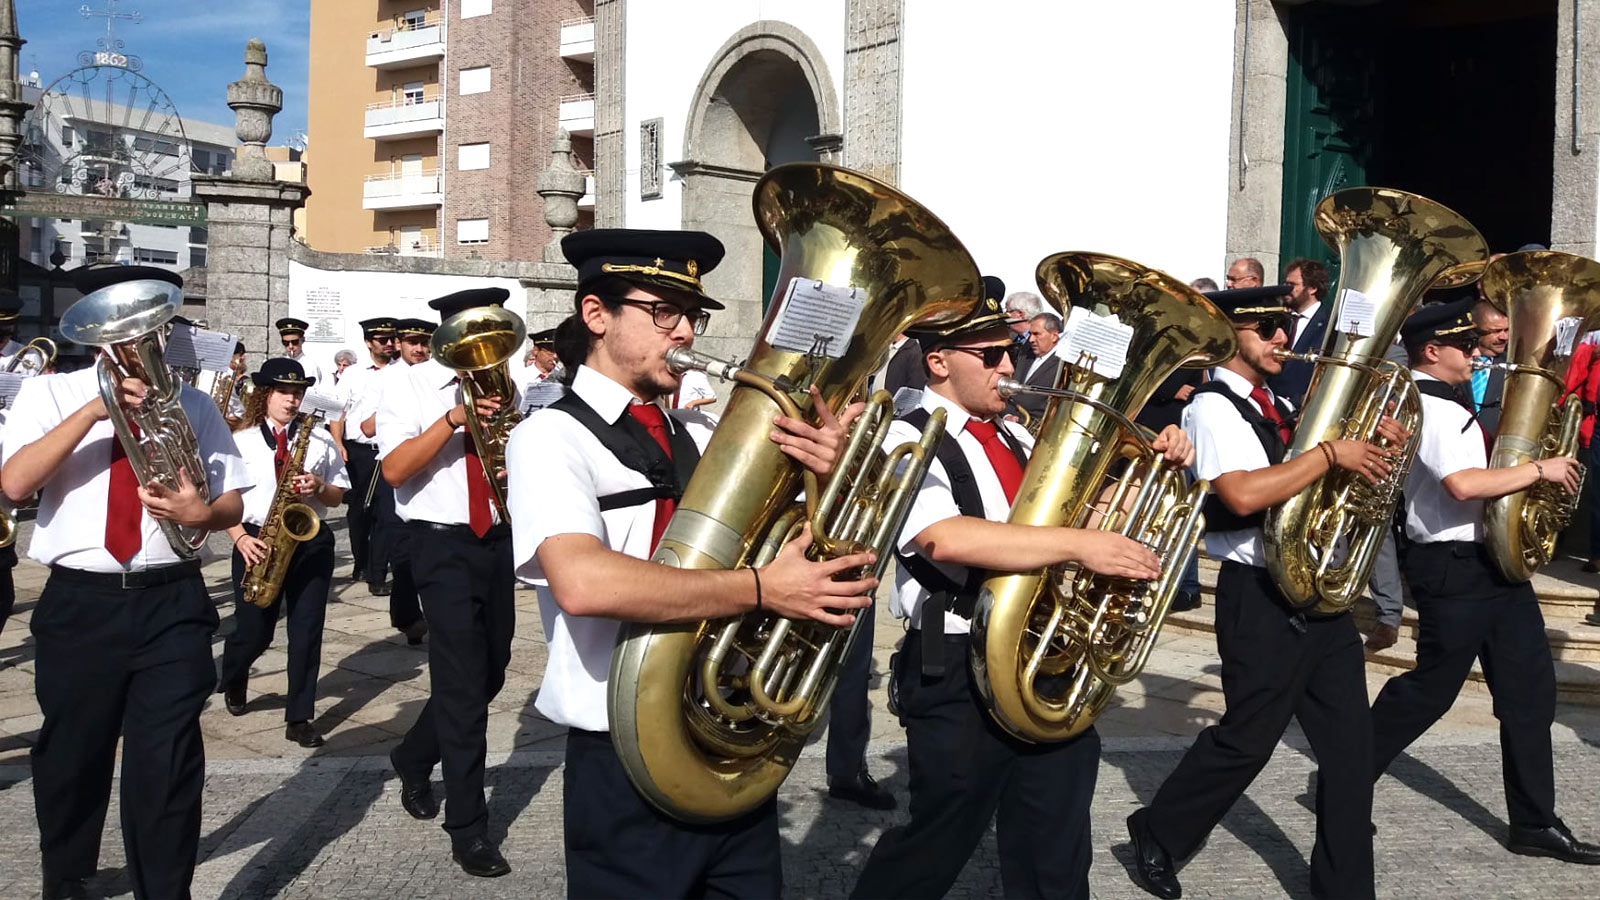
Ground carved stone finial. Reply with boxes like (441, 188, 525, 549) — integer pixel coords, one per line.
(227, 39, 282, 181)
(536, 128, 587, 262)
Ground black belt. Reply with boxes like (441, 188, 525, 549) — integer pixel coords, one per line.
(49, 560, 202, 589)
(409, 520, 511, 540)
(1408, 539, 1483, 559)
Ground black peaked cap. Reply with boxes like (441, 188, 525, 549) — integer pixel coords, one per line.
(72, 264, 183, 296)
(1400, 297, 1478, 347)
(562, 228, 726, 309)
(1201, 284, 1293, 319)
(428, 287, 510, 319)
(251, 356, 316, 388)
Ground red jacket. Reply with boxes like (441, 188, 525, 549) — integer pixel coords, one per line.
(1563, 338, 1600, 448)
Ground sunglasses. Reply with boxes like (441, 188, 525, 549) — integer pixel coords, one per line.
(944, 344, 1010, 368)
(1240, 313, 1293, 340)
(282, 338, 303, 347)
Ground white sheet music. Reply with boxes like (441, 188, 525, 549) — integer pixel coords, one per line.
(1060, 310, 1133, 380)
(166, 324, 238, 372)
(1336, 289, 1377, 338)
(768, 279, 864, 359)
(1554, 315, 1583, 357)
(892, 386, 923, 417)
(522, 381, 566, 414)
(301, 389, 345, 420)
(0, 373, 23, 410)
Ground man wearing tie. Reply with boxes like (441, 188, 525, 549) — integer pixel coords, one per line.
(1469, 297, 1510, 434)
(1006, 312, 1063, 423)
(1268, 259, 1331, 405)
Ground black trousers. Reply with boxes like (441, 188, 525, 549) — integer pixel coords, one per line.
(851, 633, 1100, 900)
(344, 442, 379, 579)
(1144, 562, 1374, 900)
(826, 598, 874, 780)
(391, 521, 514, 845)
(1370, 540, 1558, 829)
(0, 544, 16, 636)
(369, 476, 421, 630)
(563, 729, 782, 899)
(31, 566, 217, 899)
(219, 524, 335, 723)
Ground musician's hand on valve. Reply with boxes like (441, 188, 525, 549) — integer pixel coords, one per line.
(759, 524, 878, 627)
(86, 377, 151, 421)
(1327, 439, 1394, 485)
(138, 467, 210, 527)
(1535, 456, 1583, 494)
(472, 394, 503, 419)
(234, 534, 269, 568)
(1063, 530, 1162, 580)
(1374, 415, 1411, 448)
(770, 385, 864, 478)
(1151, 425, 1194, 468)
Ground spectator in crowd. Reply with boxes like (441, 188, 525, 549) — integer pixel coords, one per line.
(1269, 258, 1331, 405)
(1224, 257, 1264, 289)
(1003, 288, 1046, 370)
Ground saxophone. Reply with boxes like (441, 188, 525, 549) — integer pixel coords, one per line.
(1480, 250, 1600, 581)
(241, 412, 324, 608)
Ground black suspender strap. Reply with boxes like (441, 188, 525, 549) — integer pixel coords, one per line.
(550, 393, 701, 511)
(1188, 381, 1291, 534)
(1414, 378, 1485, 436)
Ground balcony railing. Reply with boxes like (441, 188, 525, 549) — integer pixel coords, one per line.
(559, 93, 595, 137)
(366, 18, 445, 69)
(364, 97, 445, 140)
(560, 16, 595, 62)
(366, 239, 443, 258)
(362, 170, 443, 211)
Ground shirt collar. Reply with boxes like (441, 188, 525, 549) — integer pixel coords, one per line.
(1211, 366, 1261, 400)
(573, 364, 651, 424)
(919, 385, 985, 435)
(1413, 370, 1442, 384)
(1296, 301, 1321, 318)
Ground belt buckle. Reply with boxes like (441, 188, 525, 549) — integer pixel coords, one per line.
(120, 569, 143, 590)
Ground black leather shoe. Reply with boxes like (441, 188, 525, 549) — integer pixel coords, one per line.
(41, 876, 89, 900)
(1508, 821, 1600, 865)
(285, 721, 326, 748)
(390, 748, 438, 820)
(1127, 809, 1182, 899)
(403, 620, 428, 646)
(827, 768, 897, 810)
(1170, 591, 1201, 613)
(369, 581, 392, 596)
(223, 683, 247, 717)
(452, 836, 511, 878)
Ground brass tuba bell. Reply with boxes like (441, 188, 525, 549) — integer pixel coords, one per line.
(606, 162, 981, 823)
(1480, 250, 1600, 581)
(1264, 187, 1487, 614)
(431, 304, 527, 520)
(972, 252, 1236, 742)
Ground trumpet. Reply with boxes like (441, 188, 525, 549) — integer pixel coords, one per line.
(4, 336, 56, 376)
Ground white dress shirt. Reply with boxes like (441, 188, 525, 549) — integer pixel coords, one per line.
(338, 361, 389, 444)
(376, 357, 518, 526)
(1403, 371, 1486, 543)
(284, 351, 324, 386)
(509, 364, 716, 732)
(2, 366, 252, 572)
(890, 387, 1034, 636)
(233, 419, 351, 527)
(1292, 301, 1322, 348)
(0, 338, 44, 376)
(1183, 367, 1290, 567)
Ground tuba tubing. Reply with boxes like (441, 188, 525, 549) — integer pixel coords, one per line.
(432, 305, 527, 521)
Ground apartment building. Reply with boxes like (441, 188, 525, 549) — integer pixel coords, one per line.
(304, 0, 594, 261)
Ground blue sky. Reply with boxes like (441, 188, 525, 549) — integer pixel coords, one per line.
(16, 0, 310, 142)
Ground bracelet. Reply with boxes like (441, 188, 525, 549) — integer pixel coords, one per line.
(1533, 460, 1545, 480)
(752, 567, 763, 612)
(445, 410, 459, 429)
(1317, 441, 1336, 468)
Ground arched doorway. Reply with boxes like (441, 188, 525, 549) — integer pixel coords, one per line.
(674, 23, 841, 357)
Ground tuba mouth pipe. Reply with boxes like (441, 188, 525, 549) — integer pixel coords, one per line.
(996, 376, 1157, 452)
(665, 346, 803, 396)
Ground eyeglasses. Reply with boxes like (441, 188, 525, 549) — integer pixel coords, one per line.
(944, 344, 1010, 368)
(617, 299, 710, 335)
(282, 338, 303, 347)
(1240, 313, 1293, 340)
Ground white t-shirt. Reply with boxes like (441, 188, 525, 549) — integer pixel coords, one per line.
(232, 419, 351, 526)
(1183, 367, 1290, 567)
(1404, 371, 1486, 543)
(509, 365, 715, 732)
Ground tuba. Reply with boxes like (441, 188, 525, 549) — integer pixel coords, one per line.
(607, 162, 981, 823)
(4, 337, 56, 375)
(240, 411, 324, 607)
(972, 253, 1236, 742)
(59, 276, 212, 557)
(431, 305, 527, 520)
(1264, 187, 1487, 614)
(1480, 250, 1600, 581)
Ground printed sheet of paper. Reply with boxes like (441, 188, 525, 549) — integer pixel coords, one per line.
(301, 389, 346, 420)
(1336, 289, 1377, 338)
(0, 373, 23, 410)
(1554, 315, 1583, 357)
(1060, 309, 1133, 380)
(522, 381, 566, 414)
(768, 279, 864, 359)
(166, 324, 238, 372)
(892, 386, 923, 417)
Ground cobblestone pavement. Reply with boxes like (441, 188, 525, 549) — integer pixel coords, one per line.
(1, 515, 1599, 898)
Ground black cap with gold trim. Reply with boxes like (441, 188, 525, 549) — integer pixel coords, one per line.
(395, 317, 436, 339)
(529, 327, 556, 348)
(275, 317, 309, 338)
(251, 357, 316, 388)
(360, 317, 398, 340)
(1401, 297, 1478, 350)
(72, 264, 183, 296)
(429, 287, 510, 319)
(1201, 284, 1293, 321)
(0, 290, 21, 323)
(561, 228, 726, 310)
(903, 273, 1011, 349)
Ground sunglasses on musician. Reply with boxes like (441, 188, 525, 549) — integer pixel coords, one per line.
(944, 344, 1011, 368)
(1240, 313, 1293, 340)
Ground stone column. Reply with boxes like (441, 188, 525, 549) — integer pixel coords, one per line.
(0, 0, 29, 191)
(536, 128, 586, 262)
(843, 0, 904, 185)
(191, 41, 309, 369)
(1223, 0, 1289, 276)
(1551, 0, 1600, 257)
(593, 0, 626, 226)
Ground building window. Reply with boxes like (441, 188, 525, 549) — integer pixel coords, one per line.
(59, 125, 74, 147)
(460, 0, 491, 17)
(401, 8, 428, 30)
(641, 118, 664, 200)
(189, 246, 207, 268)
(457, 218, 489, 245)
(459, 66, 491, 96)
(402, 81, 425, 105)
(133, 248, 179, 265)
(189, 226, 208, 245)
(458, 142, 490, 171)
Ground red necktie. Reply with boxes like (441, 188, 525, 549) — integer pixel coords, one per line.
(964, 419, 1024, 504)
(463, 438, 493, 538)
(1249, 386, 1294, 445)
(627, 403, 674, 552)
(104, 428, 142, 565)
(273, 428, 289, 480)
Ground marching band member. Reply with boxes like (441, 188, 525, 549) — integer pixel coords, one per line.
(1369, 299, 1600, 864)
(331, 317, 397, 585)
(0, 290, 34, 637)
(216, 358, 349, 748)
(276, 316, 325, 385)
(1124, 285, 1399, 900)
(520, 327, 567, 414)
(509, 229, 873, 898)
(363, 319, 428, 641)
(1, 266, 249, 900)
(379, 290, 519, 877)
(849, 285, 1187, 900)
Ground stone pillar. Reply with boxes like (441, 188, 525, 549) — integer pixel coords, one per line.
(0, 0, 29, 191)
(593, 0, 626, 226)
(1551, 0, 1600, 257)
(191, 41, 308, 369)
(843, 0, 904, 185)
(1223, 0, 1289, 276)
(537, 128, 586, 262)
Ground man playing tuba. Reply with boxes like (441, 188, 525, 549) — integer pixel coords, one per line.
(1369, 298, 1600, 865)
(508, 229, 876, 898)
(850, 283, 1191, 900)
(1124, 285, 1401, 900)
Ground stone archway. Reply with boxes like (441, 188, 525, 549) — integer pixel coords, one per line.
(671, 22, 841, 357)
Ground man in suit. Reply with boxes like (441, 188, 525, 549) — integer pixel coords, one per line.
(882, 334, 927, 396)
(1001, 285, 1042, 371)
(1470, 298, 1509, 435)
(1007, 312, 1063, 423)
(1268, 258, 1332, 405)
